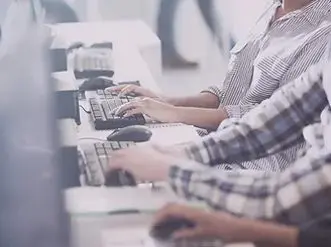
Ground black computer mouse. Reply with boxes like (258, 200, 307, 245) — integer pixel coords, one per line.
(90, 42, 113, 49)
(107, 125, 152, 142)
(79, 76, 115, 91)
(105, 169, 137, 187)
(150, 217, 196, 241)
(67, 41, 85, 53)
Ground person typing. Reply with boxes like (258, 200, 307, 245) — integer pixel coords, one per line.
(106, 57, 331, 226)
(107, 0, 331, 173)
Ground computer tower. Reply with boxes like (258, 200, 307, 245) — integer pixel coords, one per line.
(0, 5, 70, 247)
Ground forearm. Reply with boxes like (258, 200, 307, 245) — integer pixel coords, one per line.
(169, 149, 331, 225)
(174, 106, 228, 130)
(232, 220, 298, 247)
(165, 92, 220, 108)
(185, 65, 326, 165)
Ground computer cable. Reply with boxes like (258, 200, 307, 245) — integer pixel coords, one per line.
(79, 105, 91, 114)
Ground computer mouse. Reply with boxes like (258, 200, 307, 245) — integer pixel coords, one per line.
(79, 76, 115, 91)
(67, 41, 85, 53)
(107, 125, 152, 142)
(90, 42, 113, 49)
(150, 217, 196, 241)
(105, 169, 137, 187)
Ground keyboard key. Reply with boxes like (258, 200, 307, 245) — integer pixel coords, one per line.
(103, 142, 111, 149)
(119, 142, 133, 149)
(96, 148, 106, 155)
(99, 156, 109, 173)
(110, 141, 120, 150)
(105, 148, 113, 155)
(95, 143, 103, 149)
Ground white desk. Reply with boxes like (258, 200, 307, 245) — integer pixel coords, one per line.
(77, 44, 160, 143)
(64, 24, 249, 247)
(50, 20, 162, 84)
(67, 187, 254, 247)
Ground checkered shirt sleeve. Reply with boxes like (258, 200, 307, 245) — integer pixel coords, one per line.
(168, 64, 331, 224)
(185, 64, 326, 166)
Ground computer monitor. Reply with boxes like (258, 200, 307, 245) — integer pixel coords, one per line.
(0, 2, 70, 247)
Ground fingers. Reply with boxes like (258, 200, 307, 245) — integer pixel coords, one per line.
(119, 85, 137, 96)
(106, 150, 127, 172)
(106, 84, 140, 97)
(172, 228, 204, 239)
(113, 97, 151, 116)
(123, 108, 143, 117)
(113, 101, 142, 115)
(105, 85, 127, 93)
(106, 146, 139, 172)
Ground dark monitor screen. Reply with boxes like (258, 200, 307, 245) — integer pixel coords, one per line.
(0, 2, 69, 247)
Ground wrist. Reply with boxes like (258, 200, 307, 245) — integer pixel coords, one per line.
(239, 220, 298, 247)
(169, 106, 183, 123)
(161, 95, 176, 105)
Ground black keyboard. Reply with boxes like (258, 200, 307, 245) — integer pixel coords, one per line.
(89, 97, 146, 130)
(95, 89, 138, 100)
(80, 141, 136, 186)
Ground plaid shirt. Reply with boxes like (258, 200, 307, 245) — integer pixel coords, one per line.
(168, 62, 331, 226)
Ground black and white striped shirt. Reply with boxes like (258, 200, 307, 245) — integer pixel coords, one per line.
(202, 0, 331, 172)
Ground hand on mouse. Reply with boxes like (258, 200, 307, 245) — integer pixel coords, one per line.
(153, 204, 247, 243)
(107, 146, 179, 181)
(113, 98, 180, 123)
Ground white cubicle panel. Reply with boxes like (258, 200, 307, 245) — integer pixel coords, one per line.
(50, 20, 162, 84)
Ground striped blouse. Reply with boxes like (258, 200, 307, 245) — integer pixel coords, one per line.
(202, 0, 331, 172)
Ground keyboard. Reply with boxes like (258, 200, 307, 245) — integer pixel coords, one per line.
(89, 97, 146, 130)
(80, 141, 136, 186)
(95, 89, 138, 100)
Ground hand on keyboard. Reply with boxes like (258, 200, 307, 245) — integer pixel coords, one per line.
(106, 84, 160, 99)
(114, 98, 179, 123)
(73, 46, 114, 72)
(108, 145, 178, 182)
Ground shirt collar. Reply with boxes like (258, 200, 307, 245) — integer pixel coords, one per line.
(301, 0, 331, 25)
(277, 0, 331, 25)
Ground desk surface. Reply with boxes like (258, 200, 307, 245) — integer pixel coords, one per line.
(70, 208, 254, 247)
(67, 23, 251, 247)
(77, 43, 160, 142)
(51, 20, 160, 51)
(51, 20, 162, 86)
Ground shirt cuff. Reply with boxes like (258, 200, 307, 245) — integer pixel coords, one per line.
(224, 104, 256, 118)
(184, 143, 207, 164)
(168, 162, 206, 199)
(201, 86, 223, 100)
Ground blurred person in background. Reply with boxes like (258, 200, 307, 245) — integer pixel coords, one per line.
(157, 0, 234, 69)
(41, 0, 79, 23)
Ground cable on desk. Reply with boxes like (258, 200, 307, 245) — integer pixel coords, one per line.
(79, 137, 106, 142)
(79, 105, 91, 114)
